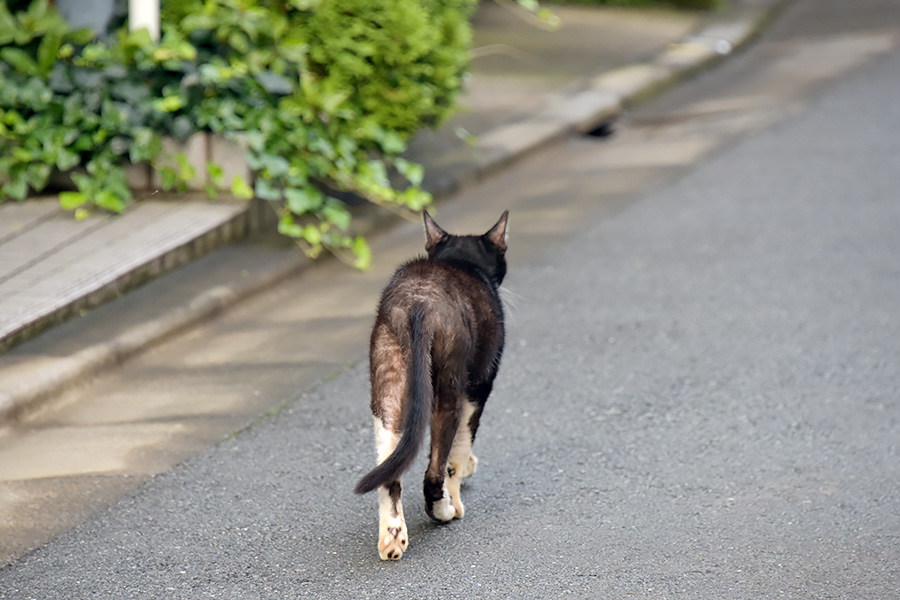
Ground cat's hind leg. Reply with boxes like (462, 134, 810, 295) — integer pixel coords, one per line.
(444, 400, 479, 519)
(374, 418, 408, 560)
(423, 392, 461, 522)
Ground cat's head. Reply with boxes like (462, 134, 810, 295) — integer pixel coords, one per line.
(423, 211, 509, 286)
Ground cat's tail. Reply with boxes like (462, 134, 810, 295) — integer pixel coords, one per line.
(355, 304, 432, 494)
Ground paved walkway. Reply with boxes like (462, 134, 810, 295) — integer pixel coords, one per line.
(0, 0, 784, 424)
(0, 199, 250, 352)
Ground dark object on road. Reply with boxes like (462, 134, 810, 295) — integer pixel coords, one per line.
(355, 211, 509, 560)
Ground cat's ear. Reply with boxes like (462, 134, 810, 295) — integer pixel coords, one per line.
(423, 211, 448, 251)
(485, 210, 509, 251)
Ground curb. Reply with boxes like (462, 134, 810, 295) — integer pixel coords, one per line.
(0, 0, 789, 430)
(440, 0, 790, 200)
(0, 250, 308, 427)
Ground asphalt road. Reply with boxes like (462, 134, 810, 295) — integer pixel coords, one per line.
(3, 1, 900, 598)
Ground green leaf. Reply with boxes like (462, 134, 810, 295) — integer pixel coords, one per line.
(37, 31, 62, 76)
(111, 80, 150, 105)
(24, 162, 51, 190)
(277, 213, 302, 238)
(207, 162, 224, 186)
(4, 178, 28, 200)
(59, 191, 88, 210)
(66, 27, 96, 45)
(0, 4, 17, 44)
(259, 153, 290, 177)
(71, 172, 94, 192)
(155, 95, 184, 113)
(320, 89, 349, 113)
(394, 157, 424, 187)
(94, 190, 126, 213)
(56, 148, 80, 172)
(399, 186, 432, 212)
(322, 199, 351, 231)
(0, 47, 39, 76)
(254, 178, 282, 201)
(300, 224, 322, 246)
(352, 236, 372, 271)
(256, 71, 294, 95)
(379, 130, 406, 154)
(182, 14, 216, 31)
(176, 152, 196, 181)
(284, 186, 323, 214)
(231, 175, 254, 199)
(159, 166, 178, 190)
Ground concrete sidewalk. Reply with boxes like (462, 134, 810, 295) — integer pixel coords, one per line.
(0, 0, 786, 428)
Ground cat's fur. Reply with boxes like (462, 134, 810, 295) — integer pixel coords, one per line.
(355, 211, 509, 560)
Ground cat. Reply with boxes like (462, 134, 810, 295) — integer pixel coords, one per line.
(355, 210, 509, 560)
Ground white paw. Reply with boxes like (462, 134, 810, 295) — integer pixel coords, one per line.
(378, 522, 408, 560)
(462, 454, 478, 478)
(431, 494, 457, 522)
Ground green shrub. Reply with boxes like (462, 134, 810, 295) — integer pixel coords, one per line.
(0, 0, 477, 268)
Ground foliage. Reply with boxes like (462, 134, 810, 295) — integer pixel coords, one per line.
(0, 0, 477, 268)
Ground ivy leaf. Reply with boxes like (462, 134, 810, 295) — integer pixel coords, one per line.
(37, 31, 62, 76)
(66, 27, 96, 46)
(111, 80, 149, 105)
(393, 157, 424, 187)
(59, 191, 88, 210)
(207, 162, 224, 186)
(300, 224, 322, 246)
(284, 186, 323, 214)
(56, 148, 80, 171)
(254, 178, 282, 201)
(259, 153, 290, 177)
(0, 47, 39, 76)
(256, 71, 294, 96)
(182, 14, 216, 31)
(154, 95, 184, 113)
(352, 236, 372, 271)
(320, 89, 349, 113)
(71, 172, 94, 192)
(0, 4, 17, 45)
(4, 179, 28, 200)
(399, 186, 432, 211)
(277, 213, 303, 238)
(231, 175, 254, 199)
(379, 130, 406, 154)
(94, 190, 127, 213)
(322, 199, 351, 231)
(71, 67, 105, 90)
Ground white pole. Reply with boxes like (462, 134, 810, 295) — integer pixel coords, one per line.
(128, 0, 160, 41)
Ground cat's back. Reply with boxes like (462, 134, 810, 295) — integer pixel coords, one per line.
(380, 257, 492, 310)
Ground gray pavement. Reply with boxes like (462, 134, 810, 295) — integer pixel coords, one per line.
(0, 0, 783, 428)
(2, 0, 899, 596)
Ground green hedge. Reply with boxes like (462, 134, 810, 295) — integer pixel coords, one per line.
(0, 0, 477, 268)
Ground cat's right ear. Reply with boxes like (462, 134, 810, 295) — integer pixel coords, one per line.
(423, 211, 448, 251)
(485, 210, 509, 252)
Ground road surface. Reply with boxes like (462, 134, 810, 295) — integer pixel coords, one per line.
(2, 0, 899, 597)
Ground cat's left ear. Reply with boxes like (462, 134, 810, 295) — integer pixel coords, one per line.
(424, 211, 448, 251)
(485, 210, 509, 251)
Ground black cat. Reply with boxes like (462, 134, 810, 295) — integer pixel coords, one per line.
(355, 211, 509, 560)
